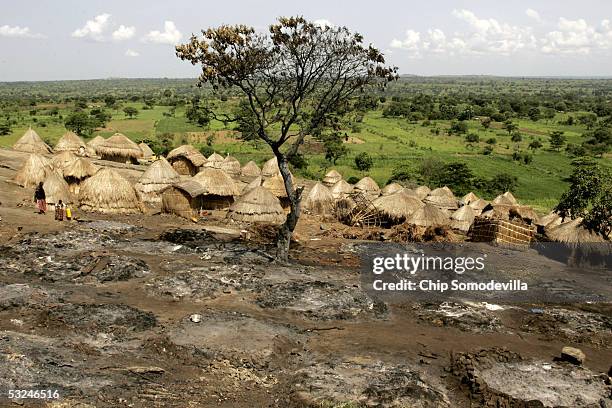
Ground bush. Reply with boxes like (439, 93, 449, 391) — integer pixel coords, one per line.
(389, 165, 416, 183)
(482, 146, 494, 155)
(288, 153, 308, 170)
(486, 137, 497, 145)
(198, 145, 214, 157)
(354, 152, 373, 171)
(347, 176, 360, 184)
(465, 133, 480, 143)
(486, 173, 518, 195)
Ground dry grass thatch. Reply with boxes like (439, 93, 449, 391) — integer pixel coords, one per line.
(166, 145, 207, 175)
(536, 211, 562, 228)
(381, 182, 404, 196)
(546, 218, 606, 243)
(374, 190, 424, 223)
(322, 169, 342, 187)
(204, 152, 225, 168)
(450, 205, 476, 232)
(78, 168, 142, 214)
(354, 176, 380, 197)
(480, 204, 513, 220)
(86, 136, 105, 156)
(63, 157, 98, 181)
(414, 185, 431, 200)
(43, 171, 74, 205)
(469, 198, 489, 212)
(302, 182, 334, 215)
(244, 176, 263, 193)
(262, 174, 294, 198)
(135, 158, 181, 203)
(429, 186, 455, 198)
(11, 154, 54, 188)
(13, 128, 52, 154)
(139, 142, 154, 159)
(511, 205, 538, 223)
(406, 203, 450, 227)
(241, 161, 261, 177)
(227, 185, 286, 224)
(55, 131, 86, 153)
(261, 157, 280, 178)
(492, 191, 518, 206)
(219, 155, 241, 176)
(330, 179, 353, 199)
(193, 167, 241, 197)
(424, 193, 458, 210)
(96, 133, 142, 162)
(161, 181, 206, 219)
(51, 151, 78, 172)
(461, 192, 479, 205)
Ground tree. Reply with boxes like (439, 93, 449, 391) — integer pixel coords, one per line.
(582, 126, 611, 156)
(549, 130, 566, 151)
(510, 132, 522, 143)
(528, 140, 543, 150)
(433, 162, 474, 196)
(503, 120, 518, 135)
(448, 120, 468, 135)
(486, 173, 518, 195)
(176, 16, 396, 259)
(64, 111, 95, 136)
(465, 133, 479, 143)
(185, 103, 211, 127)
(0, 121, 11, 136)
(354, 152, 373, 171)
(322, 132, 348, 164)
(528, 107, 541, 121)
(123, 106, 139, 119)
(481, 117, 492, 129)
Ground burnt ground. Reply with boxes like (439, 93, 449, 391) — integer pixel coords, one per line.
(0, 152, 611, 408)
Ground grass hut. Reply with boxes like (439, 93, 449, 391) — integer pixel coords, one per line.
(167, 145, 207, 176)
(480, 203, 513, 220)
(330, 179, 353, 199)
(461, 192, 479, 205)
(450, 205, 476, 232)
(11, 154, 54, 188)
(303, 182, 334, 216)
(193, 168, 241, 209)
(261, 157, 280, 178)
(354, 176, 380, 199)
(78, 168, 142, 214)
(511, 205, 538, 223)
(227, 186, 285, 224)
(381, 183, 404, 196)
(86, 135, 105, 156)
(96, 133, 142, 164)
(63, 157, 98, 194)
(322, 169, 342, 187)
(43, 172, 74, 206)
(135, 158, 181, 204)
(469, 198, 489, 214)
(262, 174, 293, 207)
(220, 155, 241, 176)
(547, 218, 606, 243)
(492, 192, 518, 206)
(414, 185, 431, 200)
(205, 152, 225, 169)
(243, 176, 262, 193)
(55, 131, 86, 154)
(13, 127, 52, 154)
(406, 203, 450, 227)
(241, 161, 261, 178)
(424, 187, 458, 210)
(51, 151, 78, 172)
(374, 190, 424, 224)
(161, 180, 206, 219)
(536, 212, 562, 230)
(139, 142, 154, 160)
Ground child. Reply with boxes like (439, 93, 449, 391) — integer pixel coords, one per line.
(55, 200, 65, 221)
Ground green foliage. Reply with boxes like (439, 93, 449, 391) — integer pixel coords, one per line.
(64, 111, 95, 136)
(486, 173, 518, 195)
(123, 106, 139, 119)
(322, 132, 349, 164)
(486, 137, 497, 145)
(347, 176, 360, 184)
(431, 162, 475, 195)
(510, 132, 522, 142)
(198, 145, 214, 157)
(448, 120, 468, 135)
(528, 140, 543, 150)
(549, 130, 566, 151)
(354, 152, 373, 171)
(465, 133, 480, 143)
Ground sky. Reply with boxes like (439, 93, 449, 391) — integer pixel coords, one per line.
(1, 0, 612, 81)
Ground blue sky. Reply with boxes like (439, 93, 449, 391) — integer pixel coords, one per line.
(1, 0, 611, 80)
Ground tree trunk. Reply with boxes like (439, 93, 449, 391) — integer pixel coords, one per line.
(274, 150, 302, 261)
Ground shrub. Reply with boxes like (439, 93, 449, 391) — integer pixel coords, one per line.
(465, 133, 480, 143)
(354, 152, 373, 171)
(347, 176, 360, 184)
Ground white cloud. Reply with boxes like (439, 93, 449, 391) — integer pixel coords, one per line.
(112, 25, 135, 41)
(0, 25, 45, 39)
(125, 49, 139, 57)
(541, 17, 612, 55)
(72, 13, 111, 41)
(526, 8, 542, 23)
(142, 21, 182, 45)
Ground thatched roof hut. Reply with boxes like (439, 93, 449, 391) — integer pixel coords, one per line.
(461, 192, 479, 205)
(330, 179, 353, 199)
(193, 168, 241, 209)
(261, 157, 280, 178)
(167, 145, 207, 176)
(424, 192, 458, 210)
(354, 176, 380, 198)
(303, 182, 334, 216)
(11, 154, 54, 188)
(139, 142, 154, 159)
(480, 204, 513, 220)
(204, 152, 225, 169)
(511, 205, 538, 223)
(381, 183, 404, 196)
(374, 190, 424, 224)
(78, 168, 142, 214)
(262, 174, 290, 198)
(547, 218, 606, 243)
(241, 161, 261, 178)
(63, 157, 98, 195)
(227, 186, 286, 224)
(322, 169, 342, 187)
(96, 133, 142, 164)
(55, 131, 86, 154)
(51, 151, 78, 172)
(536, 212, 562, 229)
(450, 205, 476, 232)
(243, 176, 262, 193)
(406, 203, 450, 227)
(43, 172, 74, 205)
(414, 185, 431, 200)
(469, 198, 489, 213)
(492, 192, 518, 206)
(219, 155, 241, 176)
(13, 128, 52, 154)
(86, 135, 105, 155)
(161, 180, 206, 219)
(135, 158, 181, 204)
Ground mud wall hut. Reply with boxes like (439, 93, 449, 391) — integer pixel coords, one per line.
(166, 145, 207, 176)
(161, 180, 206, 219)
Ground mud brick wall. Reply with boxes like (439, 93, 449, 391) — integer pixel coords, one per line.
(470, 218, 536, 245)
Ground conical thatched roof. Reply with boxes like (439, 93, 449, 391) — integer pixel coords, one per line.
(536, 212, 562, 228)
(241, 161, 261, 177)
(406, 203, 450, 227)
(193, 167, 240, 196)
(450, 205, 475, 232)
(330, 179, 353, 199)
(51, 151, 78, 172)
(166, 144, 207, 167)
(135, 158, 180, 203)
(469, 198, 489, 212)
(303, 182, 334, 215)
(262, 174, 292, 198)
(86, 136, 105, 155)
(354, 177, 380, 198)
(374, 190, 424, 222)
(322, 169, 342, 187)
(11, 154, 54, 188)
(480, 204, 513, 220)
(219, 155, 241, 176)
(493, 191, 518, 206)
(204, 152, 225, 168)
(547, 218, 606, 243)
(244, 176, 263, 193)
(424, 193, 458, 210)
(461, 192, 479, 205)
(227, 186, 286, 224)
(13, 128, 52, 154)
(261, 157, 280, 178)
(63, 157, 98, 181)
(381, 183, 404, 196)
(43, 172, 73, 205)
(96, 133, 142, 159)
(414, 185, 431, 200)
(511, 205, 538, 222)
(429, 186, 455, 198)
(139, 142, 154, 159)
(55, 131, 86, 153)
(78, 168, 141, 214)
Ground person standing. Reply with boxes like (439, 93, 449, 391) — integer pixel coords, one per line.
(55, 200, 65, 221)
(34, 182, 46, 214)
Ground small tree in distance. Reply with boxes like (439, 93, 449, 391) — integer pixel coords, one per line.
(123, 106, 139, 119)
